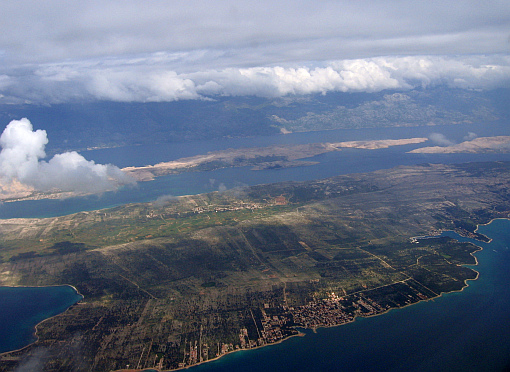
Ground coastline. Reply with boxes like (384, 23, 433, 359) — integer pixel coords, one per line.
(0, 284, 83, 357)
(112, 331, 308, 372)
(2, 137, 428, 203)
(474, 217, 510, 238)
(114, 229, 487, 372)
(174, 331, 306, 372)
(0, 219, 505, 370)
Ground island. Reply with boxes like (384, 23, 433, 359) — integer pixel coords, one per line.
(408, 135, 510, 154)
(0, 137, 428, 201)
(0, 161, 509, 371)
(122, 138, 428, 181)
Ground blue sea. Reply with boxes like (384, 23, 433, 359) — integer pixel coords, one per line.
(1, 123, 510, 369)
(0, 285, 82, 354)
(185, 219, 510, 372)
(1, 122, 510, 219)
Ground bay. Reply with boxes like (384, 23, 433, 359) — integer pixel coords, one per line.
(182, 219, 510, 372)
(0, 285, 83, 354)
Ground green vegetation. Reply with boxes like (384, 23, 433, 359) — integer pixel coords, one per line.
(0, 162, 509, 371)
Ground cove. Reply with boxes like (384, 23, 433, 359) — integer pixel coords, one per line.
(186, 219, 510, 372)
(0, 285, 83, 354)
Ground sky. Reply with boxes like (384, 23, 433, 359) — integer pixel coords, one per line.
(0, 0, 509, 104)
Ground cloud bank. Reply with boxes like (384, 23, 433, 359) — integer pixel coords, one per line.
(0, 118, 134, 193)
(1, 55, 510, 104)
(0, 2, 508, 104)
(1, 1, 509, 66)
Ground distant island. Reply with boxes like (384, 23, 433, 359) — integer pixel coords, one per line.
(1, 161, 509, 371)
(0, 137, 427, 201)
(4, 135, 510, 203)
(408, 135, 510, 154)
(123, 138, 428, 181)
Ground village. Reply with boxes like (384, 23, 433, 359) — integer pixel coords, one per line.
(177, 289, 413, 368)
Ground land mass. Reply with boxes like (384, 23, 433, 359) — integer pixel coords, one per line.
(0, 137, 427, 200)
(409, 135, 510, 154)
(1, 87, 504, 151)
(0, 161, 509, 371)
(123, 138, 428, 181)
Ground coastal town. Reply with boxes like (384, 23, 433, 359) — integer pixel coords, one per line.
(0, 162, 508, 372)
(175, 281, 436, 369)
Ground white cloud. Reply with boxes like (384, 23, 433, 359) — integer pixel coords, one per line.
(0, 118, 48, 181)
(429, 133, 455, 147)
(0, 118, 135, 193)
(1, 55, 508, 103)
(84, 69, 199, 102)
(192, 63, 401, 97)
(0, 1, 508, 104)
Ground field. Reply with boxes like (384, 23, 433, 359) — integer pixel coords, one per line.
(1, 162, 509, 371)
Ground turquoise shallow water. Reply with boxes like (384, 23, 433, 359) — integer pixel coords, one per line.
(0, 285, 82, 354)
(185, 219, 510, 372)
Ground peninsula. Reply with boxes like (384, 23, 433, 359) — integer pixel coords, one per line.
(0, 161, 509, 371)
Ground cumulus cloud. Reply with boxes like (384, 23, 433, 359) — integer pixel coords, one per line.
(0, 118, 135, 193)
(429, 133, 455, 147)
(0, 1, 508, 104)
(1, 55, 510, 104)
